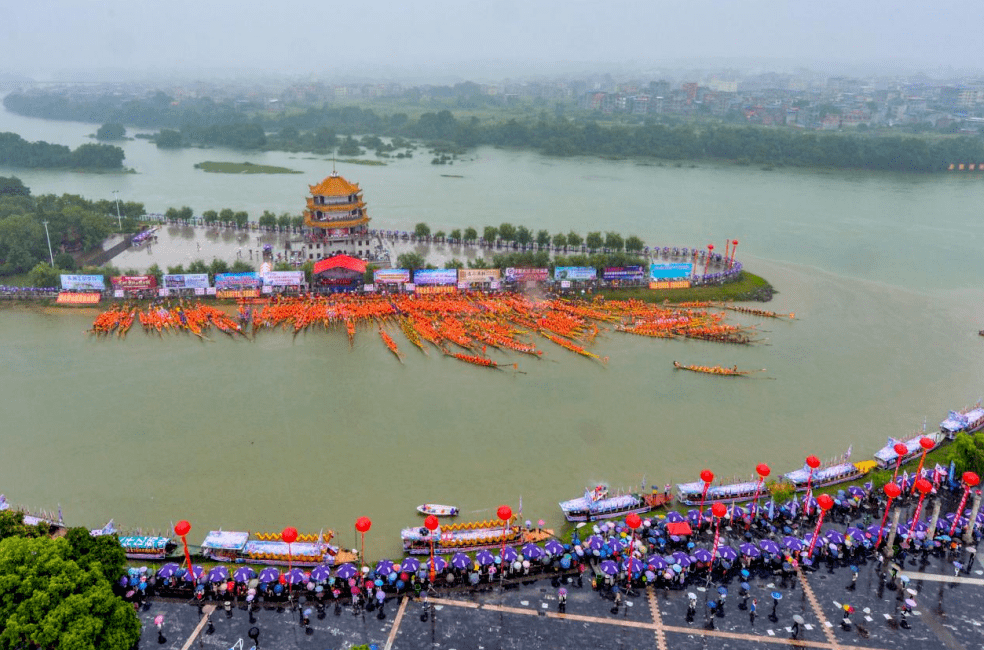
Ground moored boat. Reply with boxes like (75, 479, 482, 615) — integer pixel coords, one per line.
(874, 431, 945, 469)
(558, 485, 670, 522)
(782, 460, 876, 491)
(940, 405, 984, 439)
(672, 361, 757, 376)
(417, 504, 459, 517)
(400, 516, 553, 555)
(200, 530, 357, 566)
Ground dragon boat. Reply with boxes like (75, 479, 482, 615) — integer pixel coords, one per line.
(672, 361, 757, 376)
(559, 485, 670, 522)
(200, 529, 356, 566)
(400, 515, 553, 554)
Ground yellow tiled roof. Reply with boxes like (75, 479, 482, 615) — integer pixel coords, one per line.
(304, 214, 370, 229)
(309, 172, 361, 197)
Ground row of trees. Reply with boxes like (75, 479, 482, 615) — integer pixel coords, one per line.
(412, 221, 646, 252)
(0, 132, 125, 169)
(396, 249, 646, 273)
(0, 181, 146, 276)
(0, 510, 140, 649)
(10, 91, 983, 172)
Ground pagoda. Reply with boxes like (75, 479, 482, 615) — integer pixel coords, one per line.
(304, 170, 370, 238)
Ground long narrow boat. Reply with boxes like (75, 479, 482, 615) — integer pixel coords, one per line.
(400, 516, 553, 554)
(88, 520, 177, 560)
(673, 361, 758, 376)
(940, 405, 984, 440)
(417, 504, 459, 517)
(782, 460, 877, 491)
(874, 431, 945, 469)
(559, 485, 670, 522)
(200, 530, 357, 566)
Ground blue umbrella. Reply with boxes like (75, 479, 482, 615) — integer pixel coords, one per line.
(544, 540, 565, 555)
(500, 546, 519, 562)
(599, 560, 619, 575)
(207, 566, 229, 583)
(522, 543, 544, 560)
(693, 548, 713, 562)
(717, 586, 728, 595)
(284, 568, 307, 585)
(157, 563, 180, 578)
(451, 552, 472, 570)
(718, 546, 739, 561)
(475, 550, 496, 566)
(309, 565, 331, 582)
(258, 567, 280, 583)
(335, 564, 358, 579)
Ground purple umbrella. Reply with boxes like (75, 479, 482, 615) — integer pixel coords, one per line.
(585, 535, 604, 550)
(375, 560, 395, 575)
(847, 486, 866, 498)
(284, 568, 307, 585)
(183, 565, 204, 581)
(451, 553, 472, 570)
(686, 509, 703, 523)
(599, 560, 619, 575)
(475, 550, 496, 566)
(671, 552, 692, 567)
(759, 540, 780, 555)
(824, 530, 846, 545)
(309, 565, 331, 581)
(693, 548, 713, 562)
(157, 563, 180, 578)
(845, 527, 865, 540)
(782, 537, 805, 552)
(623, 557, 645, 573)
(648, 555, 669, 570)
(740, 542, 762, 557)
(718, 546, 739, 561)
(608, 538, 627, 553)
(427, 556, 448, 572)
(258, 567, 280, 583)
(207, 566, 229, 583)
(500, 546, 519, 563)
(233, 567, 257, 583)
(522, 543, 544, 560)
(665, 511, 685, 523)
(866, 524, 883, 538)
(400, 558, 420, 573)
(335, 564, 358, 579)
(544, 540, 565, 555)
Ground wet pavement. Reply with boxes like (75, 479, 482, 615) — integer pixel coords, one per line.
(136, 545, 984, 650)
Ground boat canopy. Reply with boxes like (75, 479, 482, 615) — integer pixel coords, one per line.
(941, 408, 984, 434)
(400, 525, 510, 543)
(784, 462, 856, 485)
(874, 432, 942, 465)
(119, 536, 170, 550)
(677, 480, 759, 499)
(243, 540, 327, 558)
(201, 530, 249, 551)
(559, 493, 640, 513)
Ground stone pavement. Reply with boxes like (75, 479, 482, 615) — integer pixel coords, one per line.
(137, 549, 984, 650)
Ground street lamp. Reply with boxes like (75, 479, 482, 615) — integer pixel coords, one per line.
(111, 190, 123, 231)
(42, 220, 54, 267)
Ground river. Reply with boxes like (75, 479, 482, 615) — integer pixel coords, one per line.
(1, 106, 982, 556)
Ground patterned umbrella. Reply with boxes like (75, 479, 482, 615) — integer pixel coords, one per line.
(309, 565, 331, 582)
(718, 546, 739, 561)
(335, 564, 358, 579)
(207, 566, 229, 583)
(426, 556, 447, 572)
(847, 486, 866, 498)
(759, 539, 780, 554)
(375, 560, 395, 576)
(544, 540, 565, 555)
(782, 537, 805, 552)
(451, 553, 472, 570)
(233, 567, 257, 583)
(665, 511, 685, 523)
(522, 543, 544, 560)
(284, 568, 308, 585)
(739, 542, 761, 557)
(608, 538, 627, 553)
(671, 551, 691, 566)
(475, 550, 496, 566)
(258, 567, 280, 583)
(156, 563, 180, 578)
(824, 530, 846, 545)
(623, 557, 645, 573)
(599, 560, 619, 575)
(499, 546, 519, 563)
(693, 548, 713, 562)
(400, 558, 420, 573)
(647, 555, 669, 570)
(183, 565, 204, 581)
(584, 535, 604, 551)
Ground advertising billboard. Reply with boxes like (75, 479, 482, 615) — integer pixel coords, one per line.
(164, 274, 210, 290)
(262, 271, 304, 286)
(553, 266, 597, 281)
(602, 266, 645, 281)
(110, 275, 157, 291)
(214, 272, 261, 290)
(60, 274, 105, 291)
(374, 269, 411, 284)
(413, 269, 458, 285)
(458, 268, 501, 284)
(504, 267, 549, 282)
(650, 263, 694, 280)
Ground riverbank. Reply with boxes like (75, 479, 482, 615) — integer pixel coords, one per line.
(594, 271, 774, 303)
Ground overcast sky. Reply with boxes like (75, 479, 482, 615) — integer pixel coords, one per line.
(3, 0, 980, 81)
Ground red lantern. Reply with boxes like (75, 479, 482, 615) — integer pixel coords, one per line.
(174, 520, 191, 536)
(700, 469, 714, 484)
(709, 502, 727, 570)
(964, 472, 981, 487)
(495, 505, 512, 583)
(816, 494, 834, 511)
(625, 513, 642, 529)
(919, 437, 934, 450)
(497, 505, 513, 522)
(914, 478, 932, 495)
(804, 456, 821, 517)
(698, 470, 715, 527)
(711, 502, 727, 518)
(424, 515, 439, 531)
(355, 517, 372, 533)
(756, 464, 770, 478)
(911, 437, 936, 495)
(883, 482, 901, 499)
(748, 464, 771, 529)
(893, 442, 908, 456)
(905, 479, 933, 548)
(281, 526, 298, 544)
(806, 456, 820, 469)
(950, 472, 981, 537)
(173, 520, 194, 585)
(807, 494, 835, 557)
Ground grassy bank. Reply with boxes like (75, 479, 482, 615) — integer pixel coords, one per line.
(593, 272, 775, 303)
(194, 161, 302, 174)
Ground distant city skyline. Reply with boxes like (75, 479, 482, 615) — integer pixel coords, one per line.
(2, 0, 982, 83)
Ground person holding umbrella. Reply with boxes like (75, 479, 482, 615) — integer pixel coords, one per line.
(791, 614, 804, 639)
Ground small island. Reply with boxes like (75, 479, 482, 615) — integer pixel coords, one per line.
(194, 161, 302, 174)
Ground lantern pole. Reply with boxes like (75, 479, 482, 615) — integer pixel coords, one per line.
(804, 455, 820, 518)
(724, 240, 731, 265)
(424, 515, 439, 585)
(891, 443, 908, 484)
(730, 240, 738, 267)
(708, 503, 726, 585)
(806, 496, 833, 559)
(703, 244, 714, 278)
(876, 483, 901, 549)
(497, 505, 512, 587)
(903, 479, 933, 549)
(625, 514, 641, 595)
(910, 437, 935, 495)
(174, 520, 194, 587)
(698, 470, 714, 533)
(748, 464, 770, 531)
(949, 473, 980, 537)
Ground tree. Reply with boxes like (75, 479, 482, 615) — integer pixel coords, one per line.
(54, 252, 76, 271)
(625, 235, 644, 253)
(95, 123, 126, 140)
(396, 252, 426, 270)
(64, 527, 126, 582)
(414, 222, 431, 237)
(233, 211, 249, 228)
(147, 263, 163, 284)
(586, 232, 603, 251)
(498, 223, 516, 242)
(258, 211, 277, 228)
(946, 432, 984, 477)
(433, 230, 446, 240)
(604, 231, 624, 251)
(449, 228, 462, 241)
(209, 259, 229, 276)
(155, 128, 183, 148)
(27, 262, 59, 287)
(482, 226, 498, 244)
(0, 510, 49, 540)
(177, 206, 194, 222)
(536, 230, 551, 247)
(552, 232, 567, 248)
(444, 258, 464, 269)
(0, 176, 29, 196)
(463, 227, 477, 241)
(219, 208, 235, 223)
(202, 210, 218, 225)
(277, 213, 292, 230)
(290, 215, 304, 229)
(0, 536, 141, 650)
(515, 226, 533, 245)
(230, 260, 254, 273)
(79, 211, 111, 249)
(567, 231, 584, 247)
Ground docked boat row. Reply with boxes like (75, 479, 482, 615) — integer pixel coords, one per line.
(199, 530, 357, 566)
(559, 485, 671, 522)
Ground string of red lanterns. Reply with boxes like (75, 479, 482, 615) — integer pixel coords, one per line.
(902, 479, 933, 549)
(748, 463, 771, 529)
(949, 472, 980, 537)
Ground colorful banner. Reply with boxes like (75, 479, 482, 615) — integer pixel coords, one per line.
(214, 272, 260, 290)
(650, 263, 693, 279)
(56, 292, 101, 304)
(262, 271, 304, 286)
(216, 288, 260, 299)
(554, 266, 597, 281)
(110, 275, 157, 291)
(164, 274, 210, 290)
(649, 280, 692, 289)
(603, 266, 645, 280)
(60, 274, 104, 291)
(458, 268, 501, 284)
(413, 269, 458, 285)
(505, 267, 549, 282)
(374, 269, 411, 284)
(415, 285, 457, 295)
